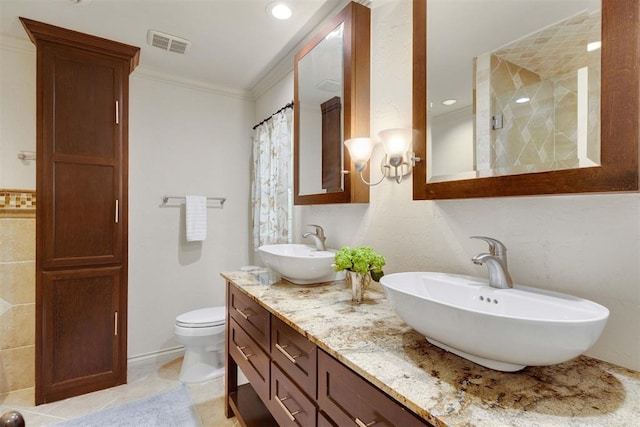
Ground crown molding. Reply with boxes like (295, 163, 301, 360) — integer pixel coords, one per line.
(132, 65, 253, 101)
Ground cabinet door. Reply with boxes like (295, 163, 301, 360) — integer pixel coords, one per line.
(229, 318, 271, 405)
(39, 266, 124, 402)
(40, 43, 124, 269)
(271, 362, 317, 427)
(318, 350, 431, 427)
(271, 316, 317, 399)
(229, 285, 270, 351)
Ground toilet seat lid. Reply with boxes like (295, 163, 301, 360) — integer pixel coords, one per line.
(176, 307, 225, 328)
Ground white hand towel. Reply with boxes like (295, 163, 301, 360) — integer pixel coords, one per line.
(185, 195, 207, 242)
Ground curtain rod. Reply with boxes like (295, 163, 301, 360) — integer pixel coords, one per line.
(252, 101, 294, 130)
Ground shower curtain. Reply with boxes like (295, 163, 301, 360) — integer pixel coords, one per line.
(251, 107, 293, 252)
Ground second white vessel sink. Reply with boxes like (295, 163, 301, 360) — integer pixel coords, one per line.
(258, 244, 344, 285)
(380, 272, 609, 371)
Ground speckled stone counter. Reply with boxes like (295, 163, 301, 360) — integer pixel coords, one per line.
(221, 269, 640, 427)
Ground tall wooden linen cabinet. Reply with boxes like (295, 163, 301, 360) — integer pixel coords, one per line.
(20, 18, 140, 404)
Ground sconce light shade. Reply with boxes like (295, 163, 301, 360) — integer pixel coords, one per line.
(344, 137, 374, 164)
(378, 128, 412, 157)
(344, 129, 419, 186)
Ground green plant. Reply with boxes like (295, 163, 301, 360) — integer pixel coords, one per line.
(334, 246, 386, 281)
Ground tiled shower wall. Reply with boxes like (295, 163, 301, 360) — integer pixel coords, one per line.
(490, 55, 571, 174)
(0, 189, 35, 395)
(474, 9, 601, 177)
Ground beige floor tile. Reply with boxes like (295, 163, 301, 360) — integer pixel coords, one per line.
(197, 395, 238, 427)
(42, 389, 122, 419)
(0, 387, 35, 408)
(0, 356, 237, 426)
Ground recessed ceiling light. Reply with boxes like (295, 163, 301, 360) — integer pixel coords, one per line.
(587, 41, 602, 52)
(515, 97, 530, 104)
(441, 99, 457, 106)
(267, 2, 292, 20)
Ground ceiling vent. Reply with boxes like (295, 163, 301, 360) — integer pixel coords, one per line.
(147, 30, 191, 54)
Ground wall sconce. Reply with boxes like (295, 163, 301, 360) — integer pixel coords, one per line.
(344, 128, 420, 185)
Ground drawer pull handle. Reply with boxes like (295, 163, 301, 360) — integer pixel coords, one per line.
(275, 343, 300, 364)
(235, 307, 251, 319)
(355, 418, 376, 427)
(275, 395, 300, 422)
(236, 345, 253, 361)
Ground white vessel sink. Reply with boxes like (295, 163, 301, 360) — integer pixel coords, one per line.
(380, 272, 609, 372)
(258, 244, 344, 285)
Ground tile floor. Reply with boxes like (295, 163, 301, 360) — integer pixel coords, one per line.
(0, 357, 238, 426)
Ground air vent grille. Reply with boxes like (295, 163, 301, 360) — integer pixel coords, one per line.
(147, 30, 191, 54)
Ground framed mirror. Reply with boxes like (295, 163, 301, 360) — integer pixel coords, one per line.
(294, 1, 370, 205)
(413, 0, 639, 200)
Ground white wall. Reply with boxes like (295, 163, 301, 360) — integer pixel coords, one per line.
(256, 0, 640, 371)
(0, 37, 36, 189)
(128, 74, 253, 357)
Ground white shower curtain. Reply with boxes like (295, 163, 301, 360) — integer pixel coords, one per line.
(251, 107, 293, 252)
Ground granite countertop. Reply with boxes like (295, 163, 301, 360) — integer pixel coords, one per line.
(221, 269, 640, 427)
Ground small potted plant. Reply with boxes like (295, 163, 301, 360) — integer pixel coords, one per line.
(334, 246, 385, 304)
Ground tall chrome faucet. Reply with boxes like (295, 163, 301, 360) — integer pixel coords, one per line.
(470, 236, 513, 289)
(303, 224, 326, 251)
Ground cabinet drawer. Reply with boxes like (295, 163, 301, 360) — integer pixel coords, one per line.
(271, 316, 317, 399)
(228, 282, 270, 351)
(229, 318, 270, 405)
(318, 350, 431, 427)
(271, 362, 317, 427)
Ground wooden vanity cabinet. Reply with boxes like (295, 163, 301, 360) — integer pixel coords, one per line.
(225, 280, 433, 427)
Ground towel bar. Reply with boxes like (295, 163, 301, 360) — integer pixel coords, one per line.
(162, 195, 226, 207)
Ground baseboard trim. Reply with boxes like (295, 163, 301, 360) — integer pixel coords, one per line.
(128, 346, 185, 366)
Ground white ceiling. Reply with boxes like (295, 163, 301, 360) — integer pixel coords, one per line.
(0, 0, 343, 96)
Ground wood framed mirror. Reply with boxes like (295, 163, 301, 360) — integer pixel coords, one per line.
(294, 1, 370, 205)
(412, 0, 639, 200)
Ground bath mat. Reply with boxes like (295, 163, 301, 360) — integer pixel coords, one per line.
(53, 385, 201, 427)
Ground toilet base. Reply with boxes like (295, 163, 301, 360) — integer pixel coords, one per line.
(179, 348, 224, 383)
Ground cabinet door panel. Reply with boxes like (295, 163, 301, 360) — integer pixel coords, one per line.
(50, 50, 118, 159)
(40, 267, 123, 401)
(45, 162, 120, 267)
(319, 410, 338, 427)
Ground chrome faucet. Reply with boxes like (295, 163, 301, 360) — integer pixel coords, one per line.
(302, 224, 326, 251)
(470, 236, 513, 289)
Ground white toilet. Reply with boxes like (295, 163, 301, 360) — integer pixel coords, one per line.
(174, 306, 226, 383)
